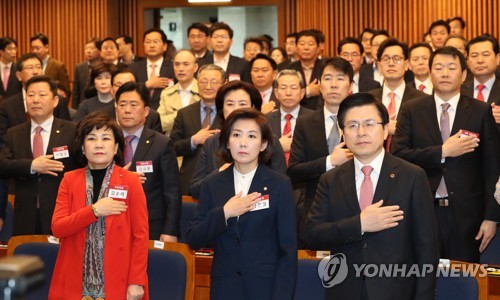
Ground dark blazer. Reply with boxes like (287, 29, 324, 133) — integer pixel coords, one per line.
(129, 59, 175, 110)
(0, 118, 78, 235)
(127, 127, 180, 240)
(72, 95, 114, 122)
(407, 80, 434, 94)
(170, 101, 223, 195)
(304, 153, 439, 300)
(186, 164, 297, 300)
(368, 84, 426, 105)
(392, 95, 500, 261)
(71, 61, 91, 109)
(197, 54, 251, 82)
(461, 77, 500, 105)
(266, 107, 313, 138)
(104, 106, 163, 134)
(0, 63, 22, 99)
(0, 92, 71, 142)
(45, 57, 70, 94)
(288, 59, 323, 110)
(189, 132, 287, 199)
(358, 74, 381, 92)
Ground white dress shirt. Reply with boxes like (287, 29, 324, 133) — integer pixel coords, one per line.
(260, 86, 273, 104)
(147, 57, 163, 79)
(382, 82, 406, 118)
(414, 78, 433, 95)
(280, 106, 300, 135)
(233, 166, 257, 196)
(179, 81, 195, 108)
(474, 76, 495, 102)
(354, 149, 385, 203)
(351, 73, 360, 94)
(214, 53, 230, 71)
(30, 115, 54, 156)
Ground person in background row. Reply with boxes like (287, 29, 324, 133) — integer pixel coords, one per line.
(72, 37, 101, 110)
(116, 34, 143, 65)
(243, 37, 264, 62)
(359, 28, 376, 65)
(428, 19, 450, 50)
(0, 37, 22, 100)
(187, 107, 297, 300)
(270, 47, 287, 65)
(50, 111, 148, 299)
(447, 16, 466, 36)
(250, 54, 279, 114)
(407, 42, 434, 95)
(187, 22, 211, 60)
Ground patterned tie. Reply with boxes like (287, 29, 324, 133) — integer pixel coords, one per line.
(327, 115, 339, 153)
(419, 84, 426, 92)
(202, 106, 213, 128)
(359, 166, 374, 210)
(2, 65, 9, 91)
(33, 126, 44, 158)
(385, 92, 396, 150)
(123, 135, 136, 165)
(283, 114, 293, 165)
(437, 103, 451, 197)
(476, 84, 486, 102)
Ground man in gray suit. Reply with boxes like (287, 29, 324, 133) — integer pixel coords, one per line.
(72, 37, 101, 109)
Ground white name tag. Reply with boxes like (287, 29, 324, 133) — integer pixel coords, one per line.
(153, 240, 165, 249)
(47, 236, 60, 244)
(136, 161, 153, 173)
(108, 185, 128, 199)
(251, 195, 270, 211)
(168, 79, 175, 88)
(52, 146, 69, 159)
(228, 74, 240, 82)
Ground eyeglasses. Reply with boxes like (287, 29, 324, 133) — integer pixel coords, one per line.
(22, 65, 43, 71)
(380, 56, 404, 64)
(344, 120, 384, 132)
(199, 80, 222, 87)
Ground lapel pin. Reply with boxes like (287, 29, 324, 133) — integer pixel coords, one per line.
(146, 140, 150, 144)
(390, 173, 395, 179)
(263, 187, 268, 191)
(56, 130, 60, 134)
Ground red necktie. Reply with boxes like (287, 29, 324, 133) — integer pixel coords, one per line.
(477, 84, 486, 102)
(2, 66, 9, 91)
(419, 84, 426, 92)
(385, 92, 396, 150)
(283, 114, 293, 165)
(124, 135, 136, 165)
(359, 166, 374, 210)
(33, 126, 44, 158)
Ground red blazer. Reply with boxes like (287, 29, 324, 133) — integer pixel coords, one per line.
(49, 166, 149, 300)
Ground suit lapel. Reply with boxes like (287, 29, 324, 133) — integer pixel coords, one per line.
(450, 96, 471, 135)
(312, 110, 329, 155)
(14, 95, 27, 124)
(489, 79, 500, 104)
(339, 161, 361, 214)
(46, 118, 66, 155)
(238, 165, 270, 233)
(217, 166, 240, 238)
(268, 111, 282, 137)
(372, 154, 399, 205)
(19, 122, 33, 159)
(132, 127, 155, 168)
(422, 97, 443, 145)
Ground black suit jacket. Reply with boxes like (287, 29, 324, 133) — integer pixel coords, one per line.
(0, 64, 22, 99)
(72, 61, 91, 109)
(288, 59, 323, 110)
(127, 127, 180, 239)
(129, 59, 175, 110)
(0, 92, 71, 143)
(197, 54, 251, 82)
(304, 153, 439, 300)
(266, 107, 313, 138)
(170, 101, 223, 195)
(104, 106, 163, 134)
(0, 118, 79, 235)
(461, 77, 500, 105)
(392, 95, 500, 261)
(358, 74, 381, 92)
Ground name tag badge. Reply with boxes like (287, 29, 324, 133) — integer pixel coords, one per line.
(108, 185, 129, 199)
(52, 146, 69, 159)
(228, 74, 240, 82)
(136, 161, 153, 173)
(251, 194, 270, 212)
(460, 129, 479, 139)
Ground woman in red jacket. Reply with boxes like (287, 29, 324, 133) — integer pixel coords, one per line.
(50, 111, 149, 300)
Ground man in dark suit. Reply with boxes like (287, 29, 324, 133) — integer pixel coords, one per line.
(304, 93, 439, 300)
(337, 37, 380, 93)
(30, 33, 70, 95)
(197, 22, 250, 82)
(392, 47, 500, 262)
(288, 58, 354, 243)
(115, 81, 180, 242)
(461, 35, 500, 133)
(288, 30, 323, 110)
(250, 54, 280, 114)
(0, 53, 71, 141)
(359, 30, 390, 86)
(129, 28, 175, 110)
(0, 37, 22, 100)
(0, 75, 78, 235)
(187, 22, 211, 60)
(267, 69, 312, 164)
(170, 64, 225, 195)
(116, 34, 143, 65)
(359, 28, 377, 65)
(407, 42, 434, 95)
(368, 38, 426, 149)
(72, 37, 101, 109)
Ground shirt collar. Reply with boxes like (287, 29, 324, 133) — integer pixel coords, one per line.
(353, 73, 360, 85)
(435, 92, 461, 112)
(280, 105, 300, 120)
(0, 61, 13, 69)
(123, 126, 144, 139)
(354, 148, 385, 178)
(474, 75, 496, 90)
(214, 53, 230, 64)
(179, 80, 195, 94)
(147, 57, 163, 68)
(31, 115, 54, 131)
(233, 165, 258, 177)
(382, 82, 406, 99)
(323, 106, 337, 122)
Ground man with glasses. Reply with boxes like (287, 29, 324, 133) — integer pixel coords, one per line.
(0, 37, 22, 100)
(170, 64, 225, 195)
(129, 28, 175, 110)
(392, 47, 499, 263)
(359, 30, 390, 86)
(407, 42, 434, 95)
(337, 37, 380, 93)
(368, 38, 425, 150)
(304, 92, 438, 300)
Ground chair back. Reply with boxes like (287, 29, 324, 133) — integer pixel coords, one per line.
(436, 270, 478, 300)
(148, 241, 195, 300)
(480, 231, 500, 264)
(179, 201, 198, 243)
(294, 250, 325, 300)
(0, 201, 14, 241)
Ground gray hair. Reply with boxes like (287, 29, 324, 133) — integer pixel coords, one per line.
(197, 64, 228, 82)
(273, 69, 306, 89)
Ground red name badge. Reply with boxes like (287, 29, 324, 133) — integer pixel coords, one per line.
(460, 130, 479, 139)
(228, 74, 241, 82)
(108, 185, 129, 199)
(52, 146, 69, 159)
(251, 194, 270, 211)
(136, 161, 153, 173)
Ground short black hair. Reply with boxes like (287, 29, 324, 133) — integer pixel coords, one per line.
(286, 32, 298, 40)
(86, 37, 102, 49)
(209, 22, 234, 39)
(296, 30, 320, 45)
(370, 30, 390, 44)
(99, 37, 119, 50)
(90, 62, 118, 86)
(0, 37, 17, 50)
(26, 75, 58, 97)
(143, 28, 168, 43)
(244, 37, 264, 50)
(429, 46, 467, 72)
(338, 93, 389, 130)
(116, 34, 133, 49)
(215, 80, 263, 117)
(320, 57, 354, 83)
(359, 28, 377, 40)
(249, 53, 278, 71)
(408, 42, 433, 58)
(337, 37, 364, 55)
(115, 81, 150, 107)
(111, 68, 137, 86)
(466, 34, 499, 55)
(30, 33, 49, 45)
(310, 29, 325, 44)
(447, 16, 466, 29)
(16, 53, 42, 72)
(428, 19, 450, 34)
(187, 22, 209, 37)
(260, 34, 274, 50)
(377, 38, 409, 61)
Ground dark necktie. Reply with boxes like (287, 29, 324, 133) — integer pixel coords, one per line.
(202, 106, 213, 128)
(437, 103, 451, 197)
(327, 115, 339, 153)
(124, 135, 136, 165)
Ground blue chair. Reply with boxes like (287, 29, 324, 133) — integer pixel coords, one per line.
(435, 269, 478, 300)
(147, 241, 195, 300)
(294, 251, 325, 300)
(0, 201, 14, 242)
(179, 201, 198, 244)
(480, 229, 500, 265)
(9, 237, 59, 300)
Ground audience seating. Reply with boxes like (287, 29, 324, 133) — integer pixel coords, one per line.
(436, 268, 478, 300)
(295, 250, 325, 300)
(480, 230, 500, 265)
(0, 201, 14, 242)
